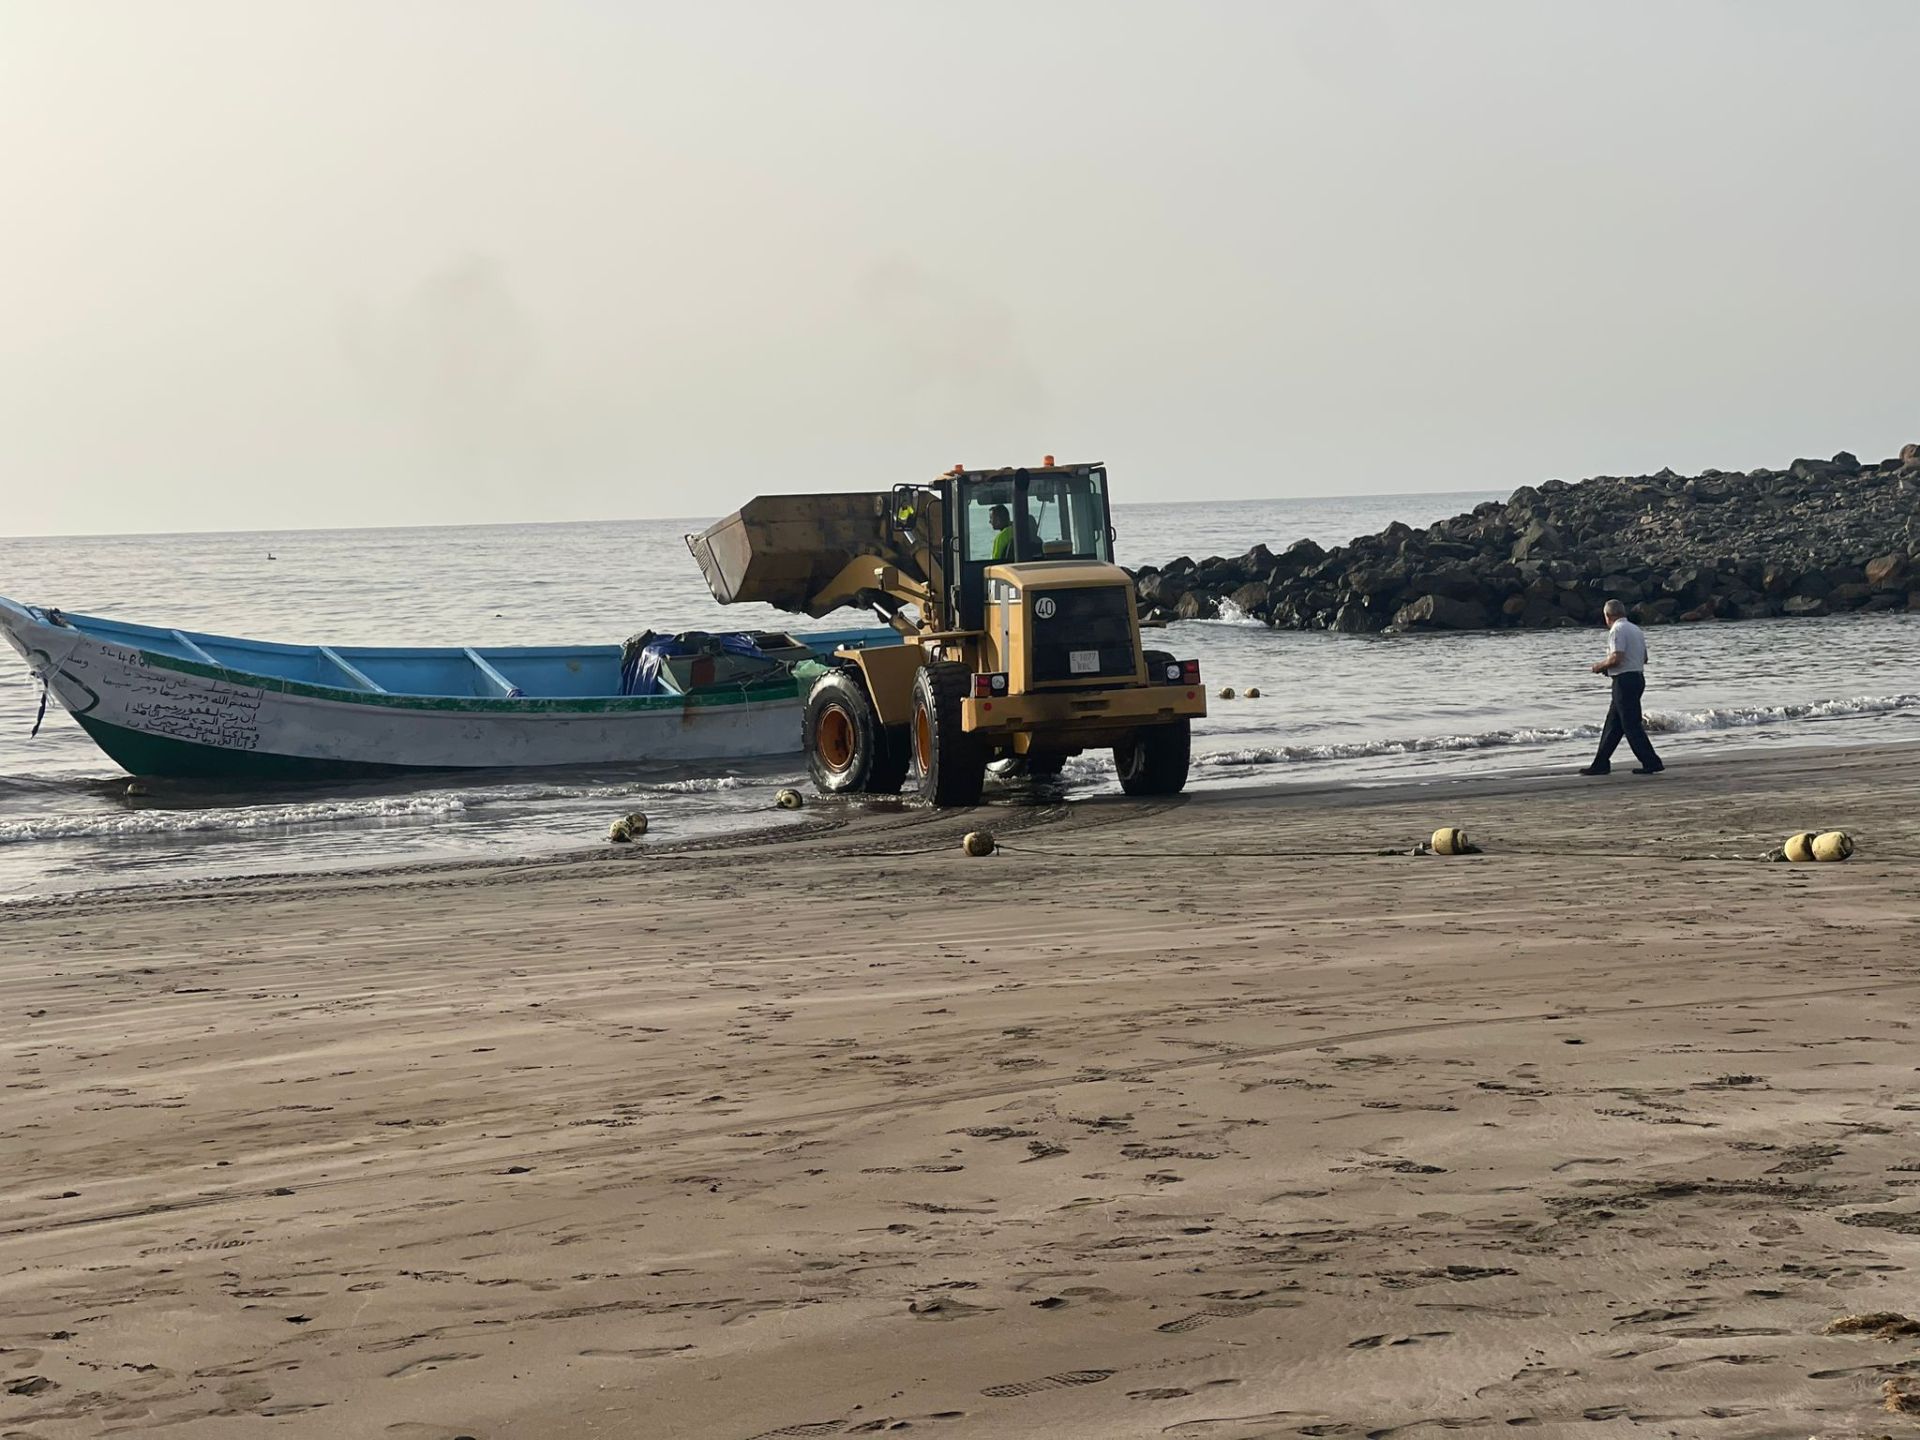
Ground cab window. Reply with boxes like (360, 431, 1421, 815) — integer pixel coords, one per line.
(962, 485, 1018, 562)
(1025, 470, 1112, 562)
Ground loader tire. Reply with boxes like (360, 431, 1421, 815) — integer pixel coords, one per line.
(1115, 717, 1191, 797)
(912, 661, 986, 807)
(804, 670, 907, 795)
(1143, 648, 1179, 684)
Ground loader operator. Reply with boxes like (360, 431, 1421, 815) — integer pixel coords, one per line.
(988, 503, 1041, 561)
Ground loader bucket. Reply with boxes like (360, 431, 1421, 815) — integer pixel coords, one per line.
(688, 492, 904, 617)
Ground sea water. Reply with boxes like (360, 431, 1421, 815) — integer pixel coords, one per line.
(3, 493, 1916, 898)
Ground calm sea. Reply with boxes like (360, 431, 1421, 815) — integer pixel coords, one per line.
(3, 493, 1916, 898)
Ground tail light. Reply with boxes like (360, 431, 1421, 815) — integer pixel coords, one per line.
(972, 672, 1009, 698)
(1180, 659, 1200, 684)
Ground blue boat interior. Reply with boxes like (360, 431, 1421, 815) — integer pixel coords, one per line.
(6, 600, 899, 700)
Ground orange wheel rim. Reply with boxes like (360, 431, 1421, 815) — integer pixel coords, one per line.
(818, 705, 856, 772)
(914, 704, 933, 772)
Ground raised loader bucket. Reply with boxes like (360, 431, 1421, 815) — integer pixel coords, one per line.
(688, 492, 903, 617)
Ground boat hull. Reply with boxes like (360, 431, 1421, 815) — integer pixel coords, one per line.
(3, 604, 807, 779)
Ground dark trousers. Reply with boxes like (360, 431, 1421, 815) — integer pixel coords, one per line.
(1591, 671, 1662, 771)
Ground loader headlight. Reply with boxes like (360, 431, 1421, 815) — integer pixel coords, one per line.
(972, 672, 1009, 698)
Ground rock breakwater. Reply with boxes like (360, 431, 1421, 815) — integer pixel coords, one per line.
(1137, 447, 1920, 632)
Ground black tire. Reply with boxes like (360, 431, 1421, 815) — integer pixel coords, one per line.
(1115, 717, 1191, 796)
(875, 724, 911, 792)
(804, 671, 907, 794)
(911, 661, 987, 806)
(1143, 648, 1178, 684)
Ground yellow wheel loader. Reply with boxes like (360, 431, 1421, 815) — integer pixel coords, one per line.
(688, 460, 1206, 805)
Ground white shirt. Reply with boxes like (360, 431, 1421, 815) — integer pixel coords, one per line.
(1605, 618, 1648, 674)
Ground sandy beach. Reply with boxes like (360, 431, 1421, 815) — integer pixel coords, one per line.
(3, 744, 1919, 1440)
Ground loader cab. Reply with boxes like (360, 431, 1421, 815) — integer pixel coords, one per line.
(945, 465, 1115, 629)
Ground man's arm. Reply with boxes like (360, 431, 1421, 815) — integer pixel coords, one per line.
(1590, 650, 1623, 675)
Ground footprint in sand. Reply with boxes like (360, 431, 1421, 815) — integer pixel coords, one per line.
(981, 1369, 1115, 1398)
(1650, 1353, 1767, 1372)
(386, 1353, 483, 1379)
(1158, 1300, 1303, 1333)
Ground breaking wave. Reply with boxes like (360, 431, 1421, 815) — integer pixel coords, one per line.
(1205, 599, 1268, 627)
(1193, 693, 1917, 770)
(0, 794, 478, 845)
(0, 773, 767, 847)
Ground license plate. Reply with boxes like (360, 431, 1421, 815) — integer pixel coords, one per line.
(1069, 649, 1100, 675)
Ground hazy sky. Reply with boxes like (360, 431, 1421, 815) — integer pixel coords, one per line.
(3, 1, 1915, 536)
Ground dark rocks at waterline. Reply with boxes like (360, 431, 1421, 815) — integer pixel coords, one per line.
(1131, 448, 1920, 633)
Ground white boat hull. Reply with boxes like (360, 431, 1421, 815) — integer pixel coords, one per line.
(2, 606, 804, 779)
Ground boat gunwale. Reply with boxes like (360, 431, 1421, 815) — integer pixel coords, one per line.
(135, 649, 804, 715)
(4, 598, 898, 715)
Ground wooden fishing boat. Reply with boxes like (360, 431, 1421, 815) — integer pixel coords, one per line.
(0, 595, 898, 780)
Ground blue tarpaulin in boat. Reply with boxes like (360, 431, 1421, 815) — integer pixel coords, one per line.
(619, 631, 771, 696)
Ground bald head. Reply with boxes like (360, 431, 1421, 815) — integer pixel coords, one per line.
(1603, 600, 1627, 622)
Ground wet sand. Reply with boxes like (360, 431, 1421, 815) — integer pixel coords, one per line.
(3, 744, 1919, 1440)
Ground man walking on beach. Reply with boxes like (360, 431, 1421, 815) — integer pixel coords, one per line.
(1580, 599, 1664, 776)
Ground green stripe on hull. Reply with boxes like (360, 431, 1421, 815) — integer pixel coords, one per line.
(75, 715, 457, 781)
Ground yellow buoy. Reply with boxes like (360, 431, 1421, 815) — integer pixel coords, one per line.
(962, 829, 996, 857)
(1245, 687, 1262, 698)
(1782, 831, 1815, 863)
(607, 811, 649, 843)
(775, 788, 805, 810)
(1812, 830, 1854, 862)
(1218, 686, 1236, 700)
(1431, 827, 1469, 856)
(125, 781, 151, 798)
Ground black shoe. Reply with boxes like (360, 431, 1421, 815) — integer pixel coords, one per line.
(1632, 766, 1664, 775)
(1579, 765, 1610, 776)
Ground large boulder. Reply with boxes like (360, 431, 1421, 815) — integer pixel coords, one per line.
(1410, 563, 1485, 601)
(1331, 602, 1380, 633)
(1173, 590, 1219, 621)
(1866, 552, 1911, 589)
(1597, 573, 1645, 605)
(1510, 521, 1563, 562)
(1227, 581, 1272, 616)
(1791, 569, 1833, 599)
(1274, 538, 1326, 575)
(1136, 571, 1190, 608)
(1390, 593, 1489, 632)
(1662, 566, 1714, 602)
